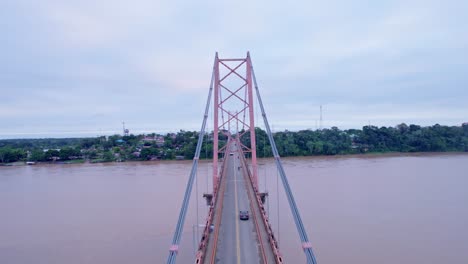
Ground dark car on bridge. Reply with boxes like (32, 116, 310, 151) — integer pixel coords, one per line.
(239, 210, 249, 220)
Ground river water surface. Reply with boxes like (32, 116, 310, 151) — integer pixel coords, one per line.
(1, 153, 467, 263)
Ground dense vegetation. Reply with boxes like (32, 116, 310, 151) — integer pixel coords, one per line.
(0, 123, 467, 164)
(251, 123, 468, 157)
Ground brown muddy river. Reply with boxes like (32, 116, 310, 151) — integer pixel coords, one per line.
(1, 153, 467, 264)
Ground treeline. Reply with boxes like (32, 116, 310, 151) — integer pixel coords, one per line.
(248, 123, 468, 157)
(0, 123, 467, 164)
(0, 138, 84, 163)
(0, 132, 218, 163)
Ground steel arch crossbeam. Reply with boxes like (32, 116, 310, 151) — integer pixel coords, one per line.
(219, 60, 246, 82)
(219, 83, 248, 104)
(218, 106, 250, 129)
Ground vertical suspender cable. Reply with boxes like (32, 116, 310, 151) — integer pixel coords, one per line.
(219, 88, 225, 130)
(166, 59, 216, 264)
(245, 83, 248, 129)
(195, 167, 199, 255)
(249, 55, 318, 264)
(276, 165, 280, 247)
(207, 101, 212, 192)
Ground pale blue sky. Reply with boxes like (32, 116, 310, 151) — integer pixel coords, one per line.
(1, 0, 467, 138)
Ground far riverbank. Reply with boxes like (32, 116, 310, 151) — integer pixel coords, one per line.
(2, 151, 467, 167)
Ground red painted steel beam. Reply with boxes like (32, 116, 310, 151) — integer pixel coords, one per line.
(213, 53, 220, 193)
(218, 58, 246, 61)
(246, 52, 258, 189)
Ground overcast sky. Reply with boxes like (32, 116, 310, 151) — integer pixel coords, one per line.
(1, 0, 467, 139)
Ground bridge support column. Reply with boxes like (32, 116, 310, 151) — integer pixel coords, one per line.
(213, 53, 220, 194)
(246, 53, 258, 189)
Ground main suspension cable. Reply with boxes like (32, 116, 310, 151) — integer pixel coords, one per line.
(166, 60, 215, 264)
(249, 53, 318, 264)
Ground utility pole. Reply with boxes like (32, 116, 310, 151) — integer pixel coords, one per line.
(319, 105, 323, 130)
(122, 122, 129, 136)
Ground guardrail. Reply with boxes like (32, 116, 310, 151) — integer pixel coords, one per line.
(194, 204, 213, 263)
(194, 147, 230, 264)
(239, 148, 283, 264)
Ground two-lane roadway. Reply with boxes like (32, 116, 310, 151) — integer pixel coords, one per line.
(213, 143, 261, 264)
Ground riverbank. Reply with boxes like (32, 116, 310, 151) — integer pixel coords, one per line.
(1, 124, 467, 164)
(2, 151, 467, 167)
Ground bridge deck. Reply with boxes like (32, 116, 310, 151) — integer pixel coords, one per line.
(203, 142, 276, 264)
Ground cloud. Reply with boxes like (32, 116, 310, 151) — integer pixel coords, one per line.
(0, 0, 467, 138)
(36, 1, 174, 48)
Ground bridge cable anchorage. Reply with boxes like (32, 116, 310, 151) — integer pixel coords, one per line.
(166, 59, 216, 264)
(249, 53, 319, 264)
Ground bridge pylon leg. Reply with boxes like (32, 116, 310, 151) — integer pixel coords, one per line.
(212, 52, 258, 193)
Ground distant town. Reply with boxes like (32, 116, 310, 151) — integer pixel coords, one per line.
(1, 123, 467, 165)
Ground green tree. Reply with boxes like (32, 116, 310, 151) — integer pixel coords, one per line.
(103, 151, 114, 162)
(29, 149, 46, 161)
(0, 147, 25, 163)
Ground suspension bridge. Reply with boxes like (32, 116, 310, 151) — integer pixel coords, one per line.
(166, 52, 318, 264)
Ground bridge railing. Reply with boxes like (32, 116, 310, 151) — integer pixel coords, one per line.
(194, 204, 213, 263)
(239, 146, 283, 264)
(194, 144, 230, 264)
